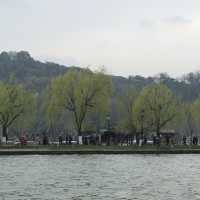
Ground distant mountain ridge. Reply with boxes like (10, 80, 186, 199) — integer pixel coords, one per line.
(0, 51, 200, 102)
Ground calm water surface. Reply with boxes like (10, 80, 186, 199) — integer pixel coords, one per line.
(0, 154, 200, 200)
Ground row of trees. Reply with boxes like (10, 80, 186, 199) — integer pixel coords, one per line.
(117, 84, 177, 137)
(1, 68, 200, 141)
(119, 84, 200, 140)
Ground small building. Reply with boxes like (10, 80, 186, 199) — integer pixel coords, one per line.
(160, 130, 177, 145)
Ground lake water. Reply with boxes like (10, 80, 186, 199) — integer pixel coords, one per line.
(0, 155, 200, 200)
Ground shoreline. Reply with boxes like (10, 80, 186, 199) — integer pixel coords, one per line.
(1, 148, 200, 155)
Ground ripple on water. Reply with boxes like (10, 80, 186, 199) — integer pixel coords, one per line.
(0, 155, 200, 200)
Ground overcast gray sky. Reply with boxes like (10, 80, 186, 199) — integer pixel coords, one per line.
(1, 0, 200, 77)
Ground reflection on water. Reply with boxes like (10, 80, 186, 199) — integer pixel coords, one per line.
(0, 155, 200, 199)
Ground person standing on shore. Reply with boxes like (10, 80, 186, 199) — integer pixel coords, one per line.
(183, 136, 187, 145)
(59, 135, 63, 145)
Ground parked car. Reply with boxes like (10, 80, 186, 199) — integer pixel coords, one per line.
(147, 140, 153, 144)
(7, 140, 15, 144)
(14, 141, 20, 145)
(66, 140, 78, 144)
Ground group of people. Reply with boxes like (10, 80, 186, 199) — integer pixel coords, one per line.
(11, 133, 200, 146)
(182, 135, 199, 145)
(58, 135, 73, 144)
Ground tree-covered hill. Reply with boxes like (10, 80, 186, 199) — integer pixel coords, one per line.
(0, 51, 70, 92)
(112, 73, 200, 102)
(0, 51, 199, 102)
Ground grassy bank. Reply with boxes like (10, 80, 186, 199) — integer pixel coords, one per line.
(0, 144, 200, 155)
(0, 144, 200, 149)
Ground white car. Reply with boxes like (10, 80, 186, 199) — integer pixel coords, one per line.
(147, 140, 153, 144)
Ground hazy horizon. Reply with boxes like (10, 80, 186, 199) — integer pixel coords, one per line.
(1, 0, 200, 77)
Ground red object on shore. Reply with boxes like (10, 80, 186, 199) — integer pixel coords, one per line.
(20, 135, 27, 145)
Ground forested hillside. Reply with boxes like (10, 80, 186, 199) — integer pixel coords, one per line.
(0, 51, 69, 92)
(0, 51, 200, 101)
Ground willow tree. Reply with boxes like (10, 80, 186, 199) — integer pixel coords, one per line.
(188, 99, 200, 140)
(138, 84, 177, 137)
(117, 86, 138, 134)
(47, 69, 111, 136)
(182, 103, 196, 144)
(134, 94, 151, 138)
(0, 82, 36, 139)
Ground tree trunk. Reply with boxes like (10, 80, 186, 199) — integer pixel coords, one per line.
(2, 125, 8, 142)
(141, 123, 144, 141)
(190, 129, 193, 145)
(77, 126, 82, 136)
(156, 124, 160, 137)
(77, 125, 82, 145)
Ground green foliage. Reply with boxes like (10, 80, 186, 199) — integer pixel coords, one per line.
(135, 84, 177, 136)
(0, 82, 36, 136)
(46, 68, 111, 135)
(183, 98, 200, 137)
(116, 86, 138, 134)
(191, 99, 200, 124)
(182, 103, 195, 136)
